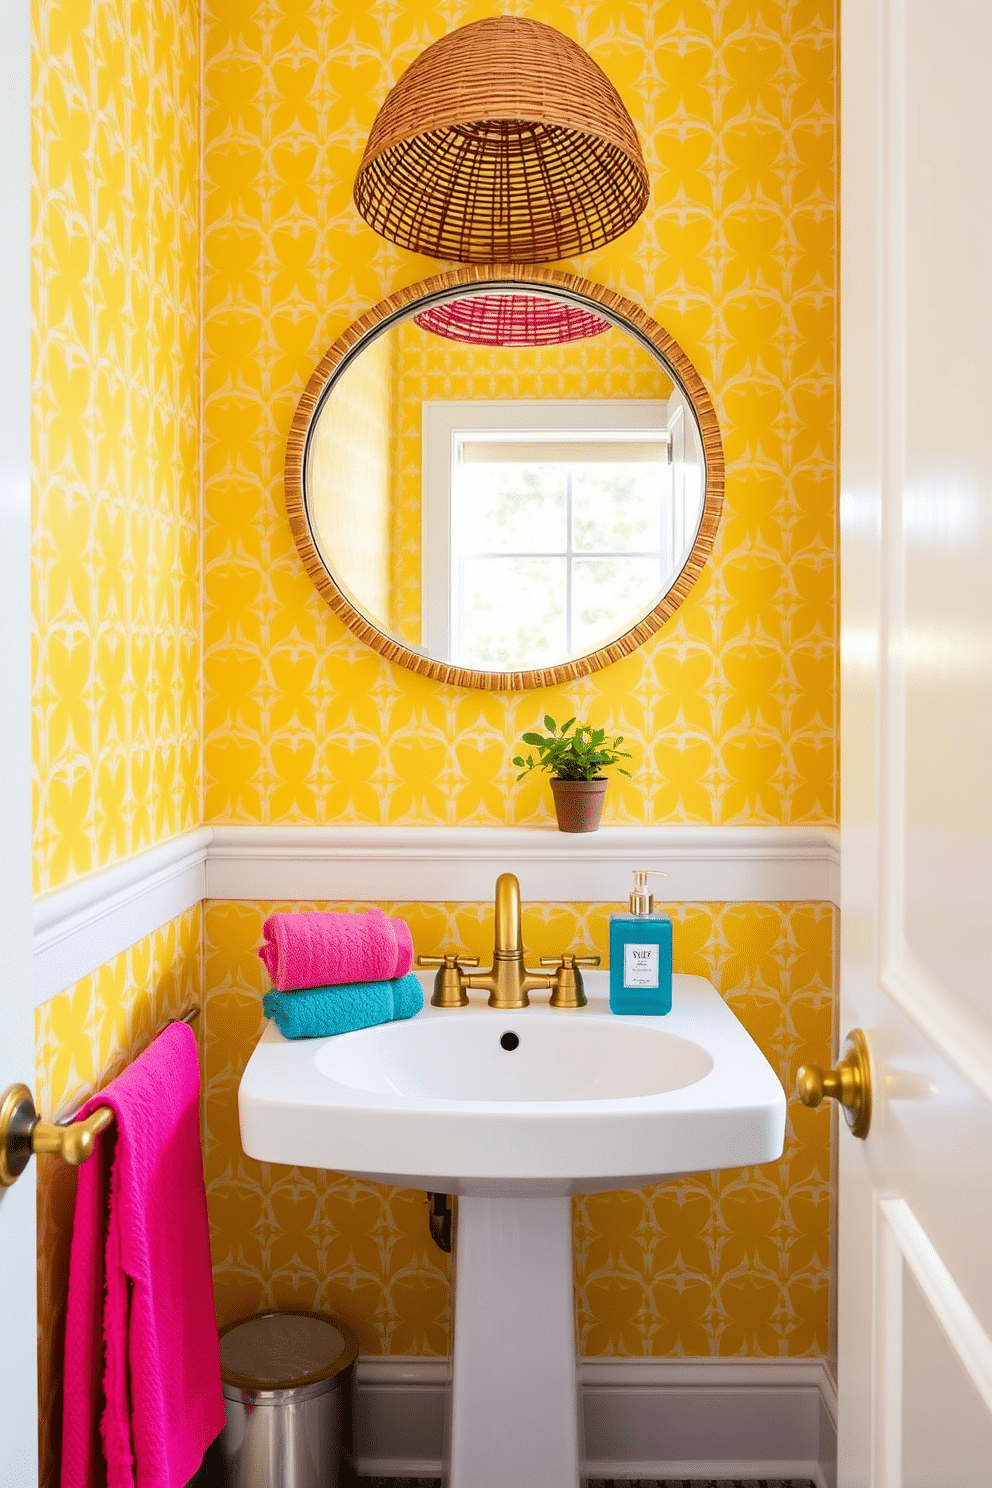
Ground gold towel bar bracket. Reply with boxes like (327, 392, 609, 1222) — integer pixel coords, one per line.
(0, 1004, 200, 1189)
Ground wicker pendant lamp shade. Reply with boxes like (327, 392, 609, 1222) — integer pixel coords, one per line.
(353, 16, 649, 264)
(414, 293, 610, 346)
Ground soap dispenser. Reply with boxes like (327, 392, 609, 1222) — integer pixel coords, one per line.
(609, 871, 673, 1015)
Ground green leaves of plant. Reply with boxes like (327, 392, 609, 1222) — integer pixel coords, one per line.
(514, 713, 633, 782)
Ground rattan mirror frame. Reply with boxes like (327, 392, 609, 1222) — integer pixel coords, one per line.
(285, 265, 724, 691)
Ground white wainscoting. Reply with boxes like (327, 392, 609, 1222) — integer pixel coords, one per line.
(32, 828, 212, 1005)
(32, 824, 840, 1004)
(353, 1355, 838, 1486)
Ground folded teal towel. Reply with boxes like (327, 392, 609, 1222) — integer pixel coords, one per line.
(262, 973, 423, 1039)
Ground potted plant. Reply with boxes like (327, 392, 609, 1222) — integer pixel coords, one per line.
(513, 714, 632, 833)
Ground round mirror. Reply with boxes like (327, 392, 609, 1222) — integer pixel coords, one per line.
(286, 267, 723, 690)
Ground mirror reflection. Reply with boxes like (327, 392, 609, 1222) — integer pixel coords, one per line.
(304, 288, 706, 673)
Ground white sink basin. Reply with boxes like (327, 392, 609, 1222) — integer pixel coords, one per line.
(315, 1012, 714, 1101)
(238, 971, 785, 1197)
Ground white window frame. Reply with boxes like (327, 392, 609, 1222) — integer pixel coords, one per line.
(421, 399, 673, 659)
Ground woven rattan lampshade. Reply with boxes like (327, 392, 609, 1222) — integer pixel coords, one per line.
(353, 16, 649, 264)
(414, 293, 610, 346)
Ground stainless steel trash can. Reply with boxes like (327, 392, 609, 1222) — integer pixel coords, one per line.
(219, 1311, 358, 1488)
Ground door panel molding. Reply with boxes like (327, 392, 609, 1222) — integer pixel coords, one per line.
(878, 1199, 992, 1417)
(877, 0, 908, 1001)
(873, 0, 992, 1117)
(881, 955, 992, 1107)
(874, 1202, 904, 1488)
(875, 1196, 992, 1486)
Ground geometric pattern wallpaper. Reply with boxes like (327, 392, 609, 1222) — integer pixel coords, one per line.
(31, 0, 200, 896)
(202, 0, 836, 831)
(204, 899, 833, 1359)
(29, 0, 837, 1481)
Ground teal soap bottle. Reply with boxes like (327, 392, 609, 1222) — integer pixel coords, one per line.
(609, 871, 673, 1015)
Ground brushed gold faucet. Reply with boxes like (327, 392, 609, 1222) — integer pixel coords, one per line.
(418, 873, 599, 1009)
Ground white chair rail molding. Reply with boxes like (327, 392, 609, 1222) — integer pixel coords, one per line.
(31, 823, 840, 1005)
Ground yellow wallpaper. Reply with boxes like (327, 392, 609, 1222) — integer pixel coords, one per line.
(204, 899, 832, 1358)
(34, 909, 202, 1488)
(32, 0, 201, 895)
(203, 0, 836, 828)
(29, 3, 838, 1473)
(389, 318, 674, 645)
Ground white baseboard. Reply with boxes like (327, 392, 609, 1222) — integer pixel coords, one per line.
(352, 1356, 837, 1483)
(33, 824, 839, 1002)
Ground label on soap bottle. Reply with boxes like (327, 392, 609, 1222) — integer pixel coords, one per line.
(624, 942, 659, 988)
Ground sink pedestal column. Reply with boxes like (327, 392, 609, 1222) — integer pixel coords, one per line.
(447, 1194, 582, 1488)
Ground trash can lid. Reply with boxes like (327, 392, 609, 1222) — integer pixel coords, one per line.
(219, 1311, 358, 1393)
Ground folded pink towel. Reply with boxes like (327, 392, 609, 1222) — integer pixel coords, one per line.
(258, 907, 414, 991)
(61, 1021, 225, 1488)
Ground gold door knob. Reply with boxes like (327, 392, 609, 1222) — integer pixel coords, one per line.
(796, 1028, 873, 1139)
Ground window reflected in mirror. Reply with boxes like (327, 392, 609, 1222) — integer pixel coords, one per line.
(435, 401, 703, 669)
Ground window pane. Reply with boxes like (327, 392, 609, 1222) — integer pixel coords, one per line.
(452, 464, 567, 555)
(456, 557, 567, 669)
(571, 557, 663, 653)
(572, 466, 666, 552)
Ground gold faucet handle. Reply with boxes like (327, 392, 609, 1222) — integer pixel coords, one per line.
(539, 954, 601, 969)
(417, 954, 480, 968)
(540, 954, 600, 1009)
(417, 954, 479, 1008)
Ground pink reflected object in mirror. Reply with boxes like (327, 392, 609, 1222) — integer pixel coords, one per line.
(414, 292, 610, 347)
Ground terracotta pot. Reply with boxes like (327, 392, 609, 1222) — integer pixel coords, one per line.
(549, 777, 608, 833)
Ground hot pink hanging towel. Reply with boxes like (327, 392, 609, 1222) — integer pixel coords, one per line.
(61, 1020, 225, 1488)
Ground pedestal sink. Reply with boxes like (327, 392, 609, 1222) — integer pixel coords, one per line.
(239, 972, 786, 1487)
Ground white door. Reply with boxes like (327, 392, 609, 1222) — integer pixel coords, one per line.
(0, 2, 39, 1485)
(838, 1, 992, 1483)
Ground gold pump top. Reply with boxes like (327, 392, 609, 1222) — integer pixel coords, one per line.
(628, 869, 669, 915)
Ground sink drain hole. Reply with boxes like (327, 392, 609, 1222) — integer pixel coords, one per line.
(500, 1031, 519, 1051)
